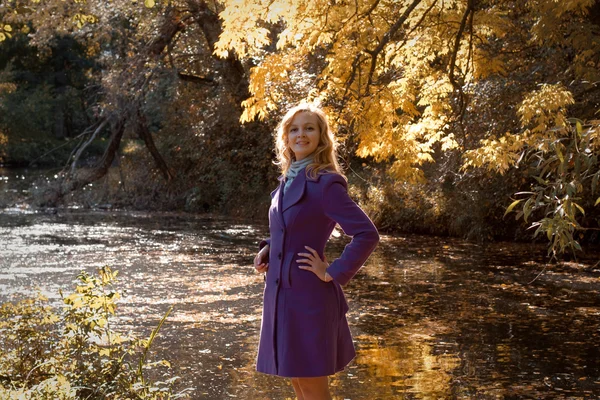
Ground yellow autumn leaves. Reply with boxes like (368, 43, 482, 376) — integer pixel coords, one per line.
(214, 0, 598, 188)
(462, 84, 576, 174)
(0, 24, 12, 42)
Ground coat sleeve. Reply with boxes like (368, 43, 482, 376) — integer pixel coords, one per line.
(322, 174, 379, 286)
(258, 239, 270, 263)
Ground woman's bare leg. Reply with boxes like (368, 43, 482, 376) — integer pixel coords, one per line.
(291, 378, 305, 400)
(296, 376, 331, 400)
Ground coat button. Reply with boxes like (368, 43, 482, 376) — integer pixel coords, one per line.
(281, 228, 284, 233)
(278, 252, 282, 260)
(275, 278, 279, 285)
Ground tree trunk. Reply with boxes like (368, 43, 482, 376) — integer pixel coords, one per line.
(137, 109, 174, 182)
(191, 0, 249, 102)
(43, 116, 126, 206)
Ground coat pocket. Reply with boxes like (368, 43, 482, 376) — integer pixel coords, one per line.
(332, 281, 349, 319)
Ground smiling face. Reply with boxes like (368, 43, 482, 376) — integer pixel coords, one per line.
(287, 111, 321, 161)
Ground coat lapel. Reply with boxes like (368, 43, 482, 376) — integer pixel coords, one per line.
(271, 176, 286, 229)
(282, 169, 307, 212)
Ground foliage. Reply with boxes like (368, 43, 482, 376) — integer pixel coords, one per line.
(0, 266, 190, 399)
(352, 160, 529, 241)
(213, 0, 600, 252)
(503, 119, 600, 259)
(0, 31, 100, 143)
(215, 0, 599, 178)
(1, 0, 599, 253)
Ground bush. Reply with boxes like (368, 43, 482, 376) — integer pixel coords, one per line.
(0, 266, 191, 399)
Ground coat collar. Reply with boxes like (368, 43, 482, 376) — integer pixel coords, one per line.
(281, 168, 321, 212)
(276, 169, 321, 183)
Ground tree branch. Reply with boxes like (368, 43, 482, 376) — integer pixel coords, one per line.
(177, 72, 216, 85)
(45, 7, 186, 205)
(69, 116, 109, 177)
(448, 0, 474, 90)
(365, 0, 424, 94)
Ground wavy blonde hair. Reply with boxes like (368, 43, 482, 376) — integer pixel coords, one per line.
(275, 103, 343, 179)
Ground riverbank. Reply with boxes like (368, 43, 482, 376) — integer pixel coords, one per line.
(2, 165, 599, 257)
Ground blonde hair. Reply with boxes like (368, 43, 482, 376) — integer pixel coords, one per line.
(275, 103, 343, 179)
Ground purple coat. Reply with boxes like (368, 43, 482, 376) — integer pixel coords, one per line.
(256, 169, 379, 377)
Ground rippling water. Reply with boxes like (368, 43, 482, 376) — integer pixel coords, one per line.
(1, 208, 599, 399)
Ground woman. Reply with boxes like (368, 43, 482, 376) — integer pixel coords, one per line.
(253, 103, 379, 400)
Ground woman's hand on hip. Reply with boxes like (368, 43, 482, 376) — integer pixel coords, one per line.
(297, 246, 332, 282)
(254, 244, 269, 274)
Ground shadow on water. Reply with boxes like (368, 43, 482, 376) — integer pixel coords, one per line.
(1, 209, 599, 399)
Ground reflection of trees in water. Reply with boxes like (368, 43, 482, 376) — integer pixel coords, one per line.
(341, 325, 460, 399)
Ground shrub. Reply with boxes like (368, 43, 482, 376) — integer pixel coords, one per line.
(0, 266, 191, 399)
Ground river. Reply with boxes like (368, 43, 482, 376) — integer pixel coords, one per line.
(1, 206, 599, 399)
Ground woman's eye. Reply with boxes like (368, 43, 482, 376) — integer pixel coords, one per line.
(290, 128, 298, 133)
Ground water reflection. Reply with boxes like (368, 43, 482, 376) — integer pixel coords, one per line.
(0, 210, 599, 399)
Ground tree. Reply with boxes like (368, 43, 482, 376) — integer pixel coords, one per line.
(0, 0, 256, 206)
(214, 0, 600, 253)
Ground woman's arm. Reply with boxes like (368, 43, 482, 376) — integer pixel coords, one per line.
(321, 175, 380, 286)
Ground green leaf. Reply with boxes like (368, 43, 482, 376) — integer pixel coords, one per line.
(515, 191, 535, 195)
(574, 202, 585, 215)
(595, 197, 600, 206)
(556, 145, 564, 163)
(504, 199, 522, 217)
(523, 198, 534, 222)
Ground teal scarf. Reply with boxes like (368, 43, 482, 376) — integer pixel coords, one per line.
(284, 156, 314, 195)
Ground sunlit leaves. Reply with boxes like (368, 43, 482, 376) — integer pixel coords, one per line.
(215, 0, 525, 182)
(72, 13, 97, 28)
(0, 267, 185, 398)
(504, 199, 522, 217)
(0, 24, 12, 41)
(462, 133, 522, 173)
(518, 84, 574, 136)
(462, 84, 576, 175)
(215, 0, 285, 58)
(241, 50, 312, 122)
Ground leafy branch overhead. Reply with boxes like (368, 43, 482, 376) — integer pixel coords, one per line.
(214, 0, 599, 184)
